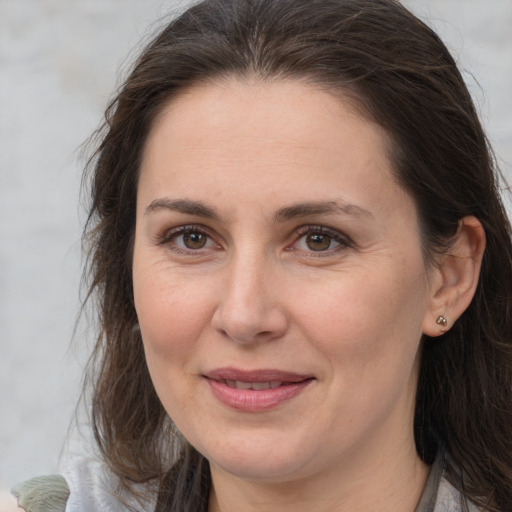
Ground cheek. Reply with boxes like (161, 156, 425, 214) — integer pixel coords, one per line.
(290, 262, 429, 375)
(133, 268, 217, 427)
(133, 263, 215, 370)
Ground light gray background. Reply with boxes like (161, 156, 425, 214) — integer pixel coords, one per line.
(1, 0, 511, 492)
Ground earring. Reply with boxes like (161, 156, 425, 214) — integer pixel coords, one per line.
(436, 315, 448, 327)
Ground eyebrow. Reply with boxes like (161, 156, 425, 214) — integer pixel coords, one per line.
(144, 197, 373, 222)
(274, 200, 373, 223)
(145, 198, 221, 219)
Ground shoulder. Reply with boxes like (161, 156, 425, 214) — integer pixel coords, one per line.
(12, 456, 156, 512)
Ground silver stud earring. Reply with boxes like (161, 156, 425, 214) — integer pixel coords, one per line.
(436, 315, 448, 327)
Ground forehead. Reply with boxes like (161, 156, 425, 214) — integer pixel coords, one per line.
(138, 79, 413, 224)
(142, 79, 393, 178)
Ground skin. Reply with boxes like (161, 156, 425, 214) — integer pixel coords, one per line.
(132, 79, 485, 512)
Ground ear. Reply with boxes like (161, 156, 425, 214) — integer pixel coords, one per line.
(422, 216, 486, 337)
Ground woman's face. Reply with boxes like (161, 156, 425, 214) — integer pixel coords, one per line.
(133, 80, 437, 484)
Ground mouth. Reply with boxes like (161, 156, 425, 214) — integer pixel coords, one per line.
(203, 368, 315, 411)
(205, 368, 313, 386)
(220, 380, 288, 390)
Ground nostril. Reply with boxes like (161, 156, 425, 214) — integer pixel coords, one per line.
(255, 330, 273, 339)
(213, 316, 287, 345)
(211, 279, 289, 344)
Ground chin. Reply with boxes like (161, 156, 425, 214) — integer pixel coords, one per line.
(212, 454, 310, 483)
(194, 432, 316, 483)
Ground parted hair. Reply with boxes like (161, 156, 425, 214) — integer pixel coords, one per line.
(82, 0, 512, 510)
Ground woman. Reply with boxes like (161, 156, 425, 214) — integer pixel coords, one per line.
(12, 0, 512, 511)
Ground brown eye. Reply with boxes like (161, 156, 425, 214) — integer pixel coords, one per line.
(182, 232, 208, 249)
(162, 226, 217, 252)
(293, 227, 348, 254)
(305, 233, 334, 251)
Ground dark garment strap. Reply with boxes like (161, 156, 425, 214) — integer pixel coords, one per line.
(415, 448, 445, 512)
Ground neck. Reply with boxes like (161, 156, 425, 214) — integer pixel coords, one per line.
(208, 435, 429, 512)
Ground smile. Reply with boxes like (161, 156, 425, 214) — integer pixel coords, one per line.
(204, 368, 314, 411)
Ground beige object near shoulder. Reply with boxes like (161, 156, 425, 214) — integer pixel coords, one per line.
(10, 476, 69, 512)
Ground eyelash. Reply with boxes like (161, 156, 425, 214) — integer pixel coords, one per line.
(157, 225, 217, 254)
(157, 224, 352, 256)
(290, 225, 353, 257)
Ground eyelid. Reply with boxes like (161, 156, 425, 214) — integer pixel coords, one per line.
(290, 225, 353, 254)
(158, 223, 205, 242)
(155, 223, 352, 256)
(157, 224, 220, 251)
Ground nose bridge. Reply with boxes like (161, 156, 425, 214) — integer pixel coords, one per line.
(213, 246, 287, 343)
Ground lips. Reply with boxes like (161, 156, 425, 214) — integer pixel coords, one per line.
(204, 368, 314, 411)
(206, 368, 312, 383)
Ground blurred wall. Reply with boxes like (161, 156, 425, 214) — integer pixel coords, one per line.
(1, 0, 511, 489)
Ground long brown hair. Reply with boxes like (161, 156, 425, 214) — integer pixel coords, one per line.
(82, 1, 512, 510)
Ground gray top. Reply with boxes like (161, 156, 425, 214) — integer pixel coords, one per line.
(12, 450, 480, 512)
(414, 449, 479, 512)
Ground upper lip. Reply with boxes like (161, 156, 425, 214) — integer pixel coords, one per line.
(204, 368, 313, 383)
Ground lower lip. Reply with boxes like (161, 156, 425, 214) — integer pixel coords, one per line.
(206, 379, 313, 412)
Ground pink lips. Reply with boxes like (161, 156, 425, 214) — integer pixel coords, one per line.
(204, 368, 314, 412)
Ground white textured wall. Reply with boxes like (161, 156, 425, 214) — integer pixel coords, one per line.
(1, 0, 511, 492)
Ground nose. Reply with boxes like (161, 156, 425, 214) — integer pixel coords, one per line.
(211, 254, 289, 345)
